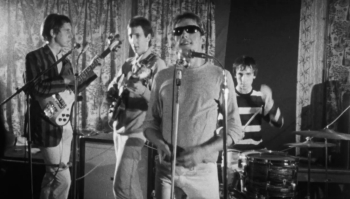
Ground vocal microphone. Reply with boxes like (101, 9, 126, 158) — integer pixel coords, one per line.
(74, 43, 81, 49)
(181, 50, 213, 59)
(175, 50, 187, 86)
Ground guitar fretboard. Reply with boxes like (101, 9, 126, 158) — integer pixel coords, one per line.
(77, 48, 112, 83)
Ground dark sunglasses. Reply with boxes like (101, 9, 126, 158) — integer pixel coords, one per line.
(173, 25, 204, 36)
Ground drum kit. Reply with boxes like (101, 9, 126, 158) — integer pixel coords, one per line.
(221, 149, 298, 199)
(220, 128, 350, 199)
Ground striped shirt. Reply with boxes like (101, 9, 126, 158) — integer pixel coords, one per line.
(235, 89, 283, 144)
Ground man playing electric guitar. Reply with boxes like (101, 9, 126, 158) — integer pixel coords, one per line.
(25, 13, 119, 199)
(106, 16, 166, 199)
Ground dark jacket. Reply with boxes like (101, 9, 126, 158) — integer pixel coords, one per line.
(25, 44, 97, 147)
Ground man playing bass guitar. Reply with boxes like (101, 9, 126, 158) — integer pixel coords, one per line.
(25, 13, 120, 199)
(106, 16, 166, 199)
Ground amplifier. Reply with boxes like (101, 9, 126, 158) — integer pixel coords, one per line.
(78, 133, 115, 199)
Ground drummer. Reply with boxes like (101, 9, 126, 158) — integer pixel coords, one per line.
(220, 55, 284, 189)
(230, 55, 284, 150)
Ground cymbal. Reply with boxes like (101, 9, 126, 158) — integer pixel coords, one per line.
(293, 129, 350, 140)
(285, 140, 336, 148)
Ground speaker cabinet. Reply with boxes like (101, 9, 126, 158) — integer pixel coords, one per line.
(79, 134, 115, 199)
(79, 133, 152, 199)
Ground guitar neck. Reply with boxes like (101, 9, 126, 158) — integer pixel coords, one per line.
(77, 48, 111, 83)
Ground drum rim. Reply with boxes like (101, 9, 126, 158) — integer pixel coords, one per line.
(246, 153, 297, 161)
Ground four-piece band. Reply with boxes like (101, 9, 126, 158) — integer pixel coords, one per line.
(10, 9, 349, 199)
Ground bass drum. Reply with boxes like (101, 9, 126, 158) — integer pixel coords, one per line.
(244, 153, 299, 198)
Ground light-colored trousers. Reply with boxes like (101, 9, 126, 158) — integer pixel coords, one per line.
(113, 131, 147, 199)
(155, 160, 220, 199)
(40, 124, 73, 199)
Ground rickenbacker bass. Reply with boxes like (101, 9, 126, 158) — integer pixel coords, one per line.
(107, 53, 157, 128)
(36, 34, 122, 126)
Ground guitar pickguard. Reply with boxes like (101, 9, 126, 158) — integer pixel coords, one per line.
(38, 90, 75, 126)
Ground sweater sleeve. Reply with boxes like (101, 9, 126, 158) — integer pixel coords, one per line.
(263, 101, 284, 128)
(219, 70, 244, 144)
(142, 71, 163, 134)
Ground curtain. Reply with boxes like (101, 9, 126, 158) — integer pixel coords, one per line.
(136, 0, 215, 66)
(296, 0, 327, 153)
(326, 0, 350, 131)
(0, 0, 215, 140)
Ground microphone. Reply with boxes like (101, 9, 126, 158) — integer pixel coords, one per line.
(181, 50, 213, 59)
(73, 43, 81, 49)
(175, 50, 187, 86)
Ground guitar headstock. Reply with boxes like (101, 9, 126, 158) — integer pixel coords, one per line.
(108, 34, 122, 52)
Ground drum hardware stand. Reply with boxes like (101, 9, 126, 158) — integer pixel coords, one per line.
(239, 171, 245, 193)
(306, 146, 312, 199)
(321, 105, 350, 199)
(0, 44, 80, 199)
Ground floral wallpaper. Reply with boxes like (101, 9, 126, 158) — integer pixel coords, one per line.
(297, 0, 350, 156)
(0, 0, 215, 139)
(296, 0, 327, 153)
(326, 0, 350, 127)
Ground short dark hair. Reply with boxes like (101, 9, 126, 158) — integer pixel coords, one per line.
(129, 16, 153, 36)
(173, 12, 205, 36)
(232, 56, 258, 76)
(40, 13, 71, 42)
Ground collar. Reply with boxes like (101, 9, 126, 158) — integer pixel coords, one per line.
(46, 44, 62, 58)
(135, 47, 153, 62)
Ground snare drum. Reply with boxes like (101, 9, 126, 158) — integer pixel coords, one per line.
(238, 150, 264, 170)
(222, 149, 263, 191)
(244, 153, 299, 198)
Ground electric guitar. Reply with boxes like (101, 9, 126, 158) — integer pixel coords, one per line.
(107, 53, 157, 128)
(37, 34, 122, 126)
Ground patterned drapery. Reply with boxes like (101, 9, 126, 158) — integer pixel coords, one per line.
(296, 0, 327, 153)
(0, 0, 215, 139)
(326, 0, 350, 130)
(136, 0, 215, 66)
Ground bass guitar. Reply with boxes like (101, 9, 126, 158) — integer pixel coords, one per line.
(36, 34, 122, 126)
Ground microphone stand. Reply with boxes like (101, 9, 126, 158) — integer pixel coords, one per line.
(208, 53, 229, 199)
(71, 47, 86, 199)
(170, 58, 185, 199)
(221, 69, 229, 199)
(0, 44, 80, 199)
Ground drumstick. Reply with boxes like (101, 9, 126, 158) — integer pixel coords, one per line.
(243, 105, 263, 131)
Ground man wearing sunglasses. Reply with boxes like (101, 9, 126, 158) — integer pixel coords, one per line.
(143, 12, 243, 198)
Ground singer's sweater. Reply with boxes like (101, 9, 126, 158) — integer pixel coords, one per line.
(143, 62, 243, 163)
